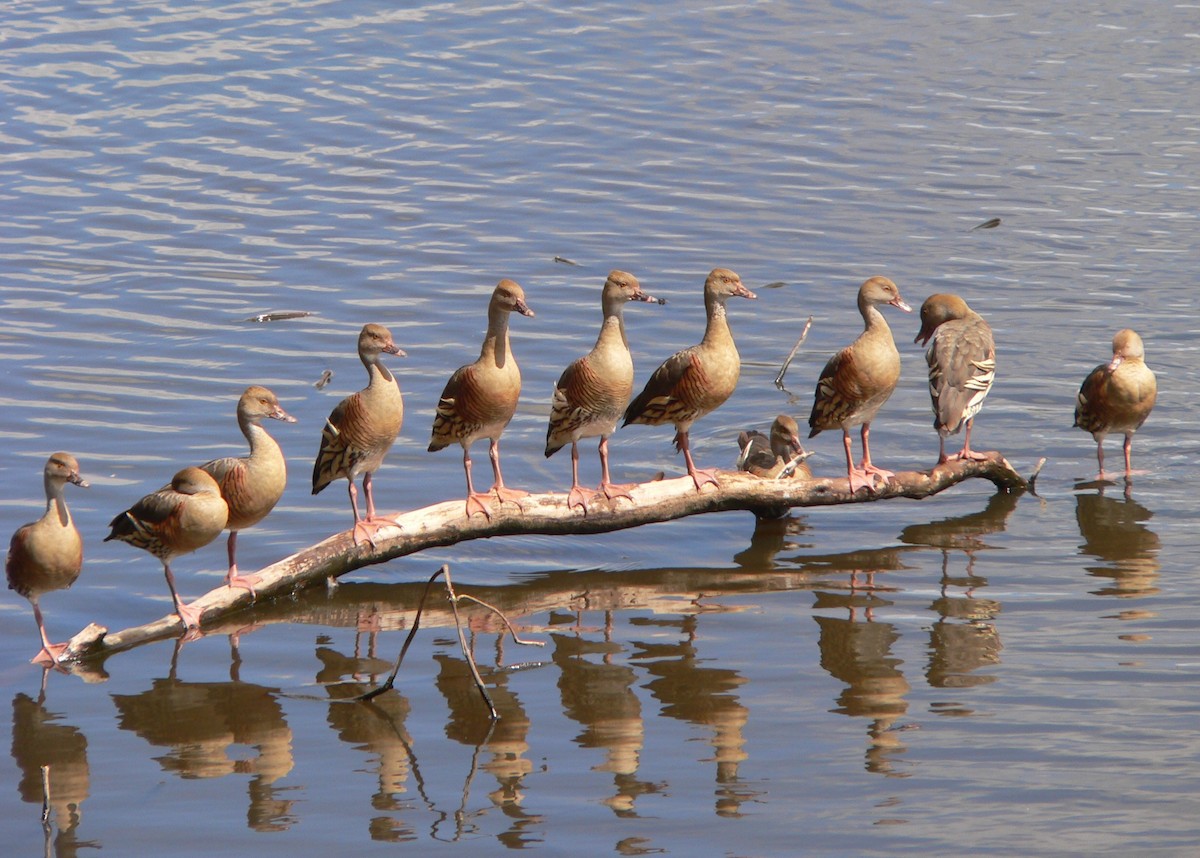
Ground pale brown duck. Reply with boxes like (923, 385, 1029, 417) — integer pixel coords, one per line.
(808, 276, 912, 493)
(914, 293, 996, 464)
(622, 268, 756, 490)
(1074, 328, 1157, 477)
(199, 385, 296, 593)
(312, 324, 405, 545)
(6, 453, 88, 666)
(429, 279, 535, 518)
(105, 466, 229, 630)
(737, 415, 811, 480)
(545, 270, 663, 511)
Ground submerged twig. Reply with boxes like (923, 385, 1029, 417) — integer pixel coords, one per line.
(356, 564, 543, 720)
(40, 765, 51, 825)
(775, 315, 814, 388)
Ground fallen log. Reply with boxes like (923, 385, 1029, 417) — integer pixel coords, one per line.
(57, 452, 1029, 666)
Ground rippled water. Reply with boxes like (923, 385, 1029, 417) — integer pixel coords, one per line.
(3, 2, 1199, 855)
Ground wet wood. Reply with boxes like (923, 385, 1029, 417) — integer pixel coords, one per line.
(56, 452, 1028, 666)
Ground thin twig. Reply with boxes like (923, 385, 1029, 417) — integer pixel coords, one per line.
(40, 765, 51, 825)
(454, 594, 546, 648)
(776, 449, 815, 479)
(442, 568, 499, 720)
(356, 566, 445, 702)
(775, 315, 814, 388)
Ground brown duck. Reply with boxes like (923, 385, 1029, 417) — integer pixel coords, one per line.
(1074, 328, 1157, 477)
(545, 270, 663, 511)
(6, 453, 89, 666)
(623, 268, 756, 490)
(199, 385, 296, 593)
(106, 466, 229, 630)
(429, 279, 535, 518)
(808, 276, 912, 493)
(737, 415, 811, 480)
(914, 293, 996, 464)
(312, 324, 405, 545)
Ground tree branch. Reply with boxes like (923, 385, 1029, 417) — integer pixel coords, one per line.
(56, 452, 1028, 666)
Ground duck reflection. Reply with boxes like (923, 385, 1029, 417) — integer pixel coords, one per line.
(900, 491, 1015, 695)
(631, 614, 758, 817)
(434, 648, 541, 848)
(11, 687, 95, 857)
(318, 642, 416, 843)
(1075, 485, 1160, 600)
(813, 587, 911, 778)
(551, 615, 663, 817)
(732, 514, 814, 573)
(111, 639, 296, 832)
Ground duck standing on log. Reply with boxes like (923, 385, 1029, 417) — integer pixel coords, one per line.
(429, 279, 535, 519)
(1074, 328, 1157, 478)
(623, 268, 756, 491)
(808, 276, 912, 493)
(105, 467, 228, 630)
(6, 453, 89, 666)
(312, 324, 405, 546)
(200, 385, 296, 592)
(545, 270, 664, 512)
(914, 293, 996, 464)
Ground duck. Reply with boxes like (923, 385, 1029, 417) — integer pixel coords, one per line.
(6, 453, 89, 666)
(105, 466, 229, 630)
(913, 293, 996, 464)
(429, 279, 535, 518)
(1074, 328, 1157, 477)
(622, 268, 757, 490)
(808, 276, 912, 493)
(545, 270, 663, 511)
(737, 415, 811, 480)
(198, 386, 296, 593)
(312, 324, 405, 545)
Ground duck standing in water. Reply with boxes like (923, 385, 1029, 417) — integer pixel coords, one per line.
(1074, 328, 1157, 478)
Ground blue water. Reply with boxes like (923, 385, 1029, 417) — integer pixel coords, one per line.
(2, 2, 1199, 855)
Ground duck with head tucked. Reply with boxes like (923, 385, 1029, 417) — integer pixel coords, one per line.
(545, 270, 663, 512)
(914, 293, 996, 464)
(6, 453, 89, 666)
(199, 385, 296, 593)
(313, 324, 405, 546)
(737, 415, 811, 480)
(429, 279, 535, 519)
(808, 276, 912, 493)
(623, 268, 756, 491)
(105, 466, 228, 630)
(1074, 328, 1157, 478)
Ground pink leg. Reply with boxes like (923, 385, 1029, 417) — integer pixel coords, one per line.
(353, 472, 399, 546)
(677, 430, 719, 491)
(463, 445, 494, 519)
(488, 438, 528, 509)
(952, 419, 988, 462)
(224, 531, 262, 595)
(598, 436, 635, 503)
(29, 598, 68, 667)
(1096, 440, 1107, 479)
(859, 423, 894, 487)
(843, 430, 875, 494)
(163, 561, 202, 630)
(566, 441, 590, 512)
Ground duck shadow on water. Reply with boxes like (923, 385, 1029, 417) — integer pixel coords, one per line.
(1073, 482, 1161, 602)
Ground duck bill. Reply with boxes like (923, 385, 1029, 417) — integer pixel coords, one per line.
(891, 297, 913, 313)
(632, 290, 667, 305)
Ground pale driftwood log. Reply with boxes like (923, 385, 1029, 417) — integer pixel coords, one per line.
(57, 452, 1027, 667)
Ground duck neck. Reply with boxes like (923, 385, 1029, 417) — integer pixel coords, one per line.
(361, 351, 395, 385)
(43, 477, 71, 528)
(860, 298, 892, 338)
(595, 305, 628, 351)
(480, 305, 512, 368)
(240, 414, 281, 461)
(700, 296, 733, 347)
